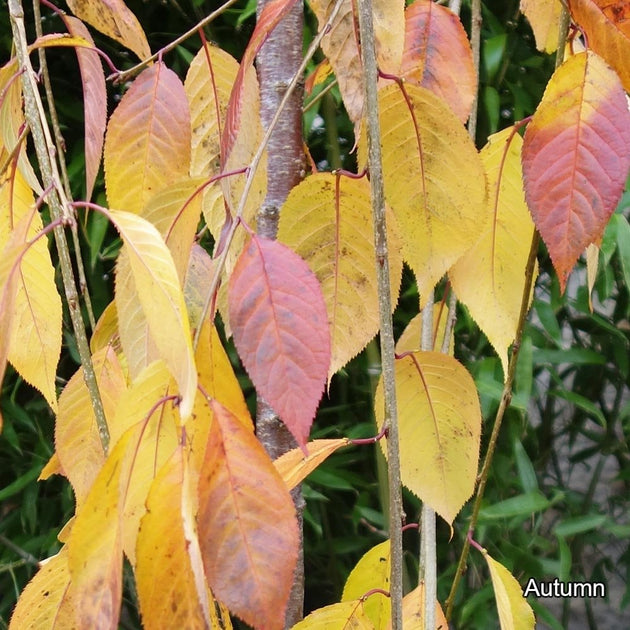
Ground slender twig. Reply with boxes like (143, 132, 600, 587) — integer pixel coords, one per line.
(33, 0, 96, 329)
(8, 0, 110, 452)
(356, 1, 403, 628)
(419, 292, 436, 630)
(193, 0, 345, 348)
(111, 0, 241, 83)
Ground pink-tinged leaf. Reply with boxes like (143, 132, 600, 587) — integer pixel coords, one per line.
(63, 17, 106, 201)
(104, 62, 191, 215)
(198, 400, 299, 630)
(221, 0, 299, 163)
(522, 51, 630, 291)
(401, 0, 476, 123)
(66, 0, 150, 61)
(228, 235, 330, 447)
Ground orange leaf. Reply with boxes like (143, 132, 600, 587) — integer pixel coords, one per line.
(274, 438, 349, 490)
(104, 62, 191, 215)
(136, 446, 209, 629)
(66, 0, 150, 61)
(229, 235, 330, 448)
(197, 400, 299, 630)
(569, 0, 630, 92)
(522, 50, 630, 291)
(63, 17, 107, 201)
(401, 0, 476, 122)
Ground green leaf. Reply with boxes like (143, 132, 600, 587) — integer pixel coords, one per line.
(479, 491, 550, 520)
(549, 390, 606, 427)
(553, 514, 607, 538)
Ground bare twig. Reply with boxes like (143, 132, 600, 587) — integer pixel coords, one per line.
(356, 1, 403, 628)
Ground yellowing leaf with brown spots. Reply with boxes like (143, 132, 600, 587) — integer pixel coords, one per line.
(292, 600, 373, 630)
(484, 551, 536, 630)
(394, 584, 448, 630)
(66, 0, 150, 61)
(342, 540, 391, 629)
(278, 173, 403, 380)
(9, 548, 73, 630)
(375, 352, 481, 524)
(361, 84, 487, 305)
(450, 127, 537, 378)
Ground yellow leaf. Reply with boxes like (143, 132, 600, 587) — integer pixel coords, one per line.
(0, 62, 42, 194)
(109, 360, 179, 564)
(66, 0, 150, 61)
(9, 549, 73, 630)
(360, 84, 487, 304)
(185, 42, 266, 216)
(449, 127, 537, 378)
(278, 173, 403, 380)
(109, 209, 197, 419)
(342, 540, 390, 629)
(136, 446, 209, 629)
(104, 63, 190, 215)
(520, 0, 563, 53)
(484, 551, 536, 630)
(141, 176, 206, 285)
(586, 242, 599, 312)
(396, 307, 453, 354)
(274, 438, 350, 491)
(89, 300, 122, 356)
(375, 351, 481, 524)
(55, 346, 126, 509)
(292, 600, 373, 629)
(1, 167, 61, 410)
(183, 244, 215, 332)
(64, 427, 134, 630)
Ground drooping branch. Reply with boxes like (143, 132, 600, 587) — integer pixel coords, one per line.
(356, 1, 404, 628)
(8, 0, 110, 452)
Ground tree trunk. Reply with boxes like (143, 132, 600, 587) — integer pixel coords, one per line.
(255, 1, 305, 627)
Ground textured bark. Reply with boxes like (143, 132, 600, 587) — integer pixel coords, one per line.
(255, 1, 306, 627)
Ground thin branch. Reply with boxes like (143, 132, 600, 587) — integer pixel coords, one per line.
(33, 0, 96, 330)
(419, 292, 436, 630)
(111, 0, 241, 83)
(8, 0, 110, 452)
(356, 1, 403, 628)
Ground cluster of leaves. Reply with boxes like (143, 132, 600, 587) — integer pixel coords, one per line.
(1, 0, 630, 629)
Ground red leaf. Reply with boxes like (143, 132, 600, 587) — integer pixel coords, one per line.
(197, 400, 299, 630)
(228, 235, 330, 447)
(63, 16, 106, 201)
(522, 51, 630, 291)
(221, 0, 299, 164)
